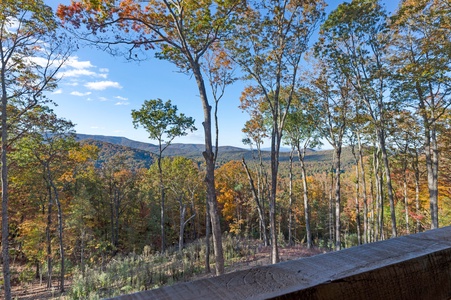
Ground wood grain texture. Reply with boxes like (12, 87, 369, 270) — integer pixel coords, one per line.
(110, 227, 451, 300)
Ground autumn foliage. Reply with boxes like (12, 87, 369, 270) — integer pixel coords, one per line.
(2, 0, 451, 299)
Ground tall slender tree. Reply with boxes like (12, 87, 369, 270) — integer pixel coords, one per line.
(16, 108, 76, 292)
(309, 65, 350, 250)
(132, 98, 196, 252)
(283, 90, 321, 249)
(241, 105, 270, 246)
(58, 0, 245, 275)
(317, 0, 398, 238)
(391, 0, 451, 229)
(1, 1, 70, 297)
(230, 0, 325, 263)
(159, 157, 201, 251)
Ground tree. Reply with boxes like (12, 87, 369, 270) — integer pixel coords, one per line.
(160, 157, 202, 251)
(17, 109, 76, 292)
(58, 0, 246, 275)
(317, 0, 398, 238)
(391, 0, 451, 229)
(230, 0, 325, 263)
(309, 64, 350, 250)
(241, 155, 268, 246)
(132, 98, 196, 252)
(202, 45, 237, 163)
(99, 154, 138, 252)
(216, 160, 253, 236)
(241, 107, 270, 246)
(64, 143, 99, 276)
(1, 1, 71, 297)
(283, 91, 321, 249)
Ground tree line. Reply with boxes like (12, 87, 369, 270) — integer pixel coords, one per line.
(1, 0, 451, 298)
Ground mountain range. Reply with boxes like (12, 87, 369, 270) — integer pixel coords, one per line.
(76, 134, 247, 159)
(76, 133, 352, 173)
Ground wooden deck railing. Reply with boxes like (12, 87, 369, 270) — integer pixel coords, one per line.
(111, 226, 451, 299)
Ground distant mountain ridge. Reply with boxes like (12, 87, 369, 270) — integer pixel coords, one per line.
(76, 134, 248, 159)
(79, 139, 154, 169)
(76, 134, 352, 173)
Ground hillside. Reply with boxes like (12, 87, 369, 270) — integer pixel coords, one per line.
(76, 133, 355, 173)
(76, 134, 247, 159)
(80, 139, 154, 170)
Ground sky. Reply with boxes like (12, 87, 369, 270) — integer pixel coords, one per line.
(45, 0, 400, 149)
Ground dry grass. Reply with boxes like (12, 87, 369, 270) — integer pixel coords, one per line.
(10, 244, 325, 299)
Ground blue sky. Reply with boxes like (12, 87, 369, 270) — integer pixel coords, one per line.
(46, 0, 399, 148)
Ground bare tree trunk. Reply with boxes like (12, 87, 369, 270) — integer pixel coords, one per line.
(417, 83, 439, 229)
(153, 141, 166, 252)
(160, 188, 165, 252)
(192, 64, 224, 275)
(402, 143, 410, 235)
(413, 151, 421, 233)
(158, 153, 166, 253)
(46, 184, 53, 289)
(371, 146, 377, 240)
(179, 199, 186, 251)
(51, 178, 65, 292)
(205, 198, 211, 274)
(1, 76, 11, 300)
(378, 173, 384, 240)
(351, 144, 362, 245)
(189, 190, 199, 241)
(373, 146, 384, 241)
(329, 154, 335, 249)
(357, 133, 368, 244)
(374, 147, 385, 241)
(369, 161, 376, 243)
(257, 145, 269, 247)
(334, 146, 342, 251)
(429, 126, 439, 229)
(242, 158, 268, 246)
(378, 130, 397, 238)
(205, 153, 224, 275)
(288, 149, 294, 246)
(423, 119, 439, 229)
(297, 146, 312, 249)
(269, 128, 280, 263)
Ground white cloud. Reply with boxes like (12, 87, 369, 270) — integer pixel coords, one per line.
(85, 81, 122, 90)
(5, 17, 20, 32)
(90, 126, 105, 129)
(71, 91, 92, 97)
(99, 97, 108, 102)
(53, 89, 63, 94)
(60, 69, 98, 78)
(115, 96, 128, 101)
(66, 81, 79, 86)
(64, 56, 94, 70)
(26, 56, 49, 67)
(60, 56, 109, 79)
(115, 101, 130, 106)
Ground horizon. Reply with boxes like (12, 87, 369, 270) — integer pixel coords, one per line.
(76, 132, 322, 152)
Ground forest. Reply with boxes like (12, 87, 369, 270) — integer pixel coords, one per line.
(1, 0, 451, 299)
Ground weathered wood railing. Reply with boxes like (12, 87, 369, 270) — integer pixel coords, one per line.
(111, 226, 451, 299)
